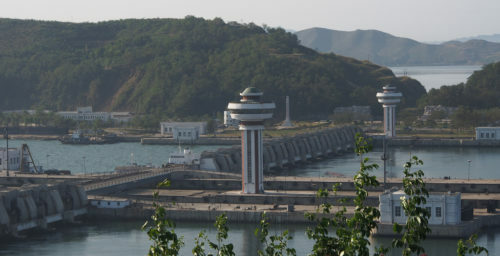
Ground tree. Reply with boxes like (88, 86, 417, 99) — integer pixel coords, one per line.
(392, 156, 431, 256)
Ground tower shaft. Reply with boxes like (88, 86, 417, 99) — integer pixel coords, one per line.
(241, 128, 264, 193)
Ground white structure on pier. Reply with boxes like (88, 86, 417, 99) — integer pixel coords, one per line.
(281, 96, 293, 127)
(227, 87, 275, 194)
(379, 190, 461, 225)
(475, 127, 500, 140)
(160, 122, 207, 136)
(376, 85, 402, 138)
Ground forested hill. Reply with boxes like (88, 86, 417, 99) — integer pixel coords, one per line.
(0, 17, 425, 120)
(296, 27, 500, 66)
(424, 61, 500, 108)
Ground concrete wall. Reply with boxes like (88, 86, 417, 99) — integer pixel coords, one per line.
(0, 183, 87, 235)
(200, 126, 362, 172)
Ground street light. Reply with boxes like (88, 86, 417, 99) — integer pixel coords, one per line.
(467, 160, 472, 181)
(83, 156, 86, 176)
(46, 154, 50, 170)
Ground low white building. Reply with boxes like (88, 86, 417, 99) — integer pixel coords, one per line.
(90, 198, 131, 209)
(58, 106, 110, 122)
(379, 190, 461, 225)
(0, 148, 21, 170)
(475, 127, 500, 140)
(224, 110, 239, 127)
(173, 126, 200, 142)
(110, 112, 134, 123)
(160, 122, 207, 136)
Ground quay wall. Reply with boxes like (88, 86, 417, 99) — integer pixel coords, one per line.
(89, 204, 339, 224)
(141, 137, 240, 145)
(199, 126, 362, 172)
(371, 136, 500, 147)
(375, 214, 500, 238)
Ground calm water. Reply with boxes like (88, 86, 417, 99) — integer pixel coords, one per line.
(290, 146, 500, 180)
(390, 65, 481, 91)
(1, 140, 500, 254)
(1, 139, 226, 174)
(1, 220, 499, 255)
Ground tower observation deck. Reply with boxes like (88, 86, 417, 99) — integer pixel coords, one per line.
(227, 87, 275, 194)
(376, 85, 402, 138)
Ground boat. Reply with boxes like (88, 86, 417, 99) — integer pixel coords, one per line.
(168, 147, 200, 165)
(58, 130, 118, 144)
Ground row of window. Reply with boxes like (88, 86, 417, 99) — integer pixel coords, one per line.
(395, 206, 441, 217)
(0, 157, 20, 166)
(480, 132, 496, 139)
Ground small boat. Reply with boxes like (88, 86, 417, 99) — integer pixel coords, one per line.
(168, 147, 200, 165)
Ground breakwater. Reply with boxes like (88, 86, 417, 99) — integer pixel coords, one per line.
(199, 126, 362, 172)
(371, 136, 500, 147)
(141, 137, 239, 145)
(0, 182, 87, 236)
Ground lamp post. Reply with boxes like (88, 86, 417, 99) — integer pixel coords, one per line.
(467, 160, 472, 181)
(4, 128, 9, 177)
(381, 136, 388, 189)
(46, 154, 50, 170)
(83, 156, 86, 176)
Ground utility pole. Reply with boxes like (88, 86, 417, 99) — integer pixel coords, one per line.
(467, 160, 472, 181)
(381, 136, 388, 189)
(4, 128, 9, 177)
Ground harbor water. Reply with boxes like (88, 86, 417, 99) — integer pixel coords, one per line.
(1, 220, 499, 255)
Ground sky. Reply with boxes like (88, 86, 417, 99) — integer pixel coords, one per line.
(1, 0, 499, 42)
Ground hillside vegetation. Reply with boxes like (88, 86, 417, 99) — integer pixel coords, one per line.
(0, 17, 425, 120)
(296, 27, 500, 66)
(424, 61, 500, 108)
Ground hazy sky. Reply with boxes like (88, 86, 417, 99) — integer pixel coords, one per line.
(2, 0, 499, 42)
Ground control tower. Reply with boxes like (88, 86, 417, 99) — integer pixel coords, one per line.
(227, 87, 275, 194)
(376, 85, 402, 138)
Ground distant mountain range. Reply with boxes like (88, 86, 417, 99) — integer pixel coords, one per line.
(454, 34, 500, 43)
(296, 28, 500, 66)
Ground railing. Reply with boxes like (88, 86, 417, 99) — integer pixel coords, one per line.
(83, 166, 184, 192)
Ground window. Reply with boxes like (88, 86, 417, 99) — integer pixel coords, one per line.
(178, 132, 181, 137)
(436, 207, 442, 217)
(481, 132, 484, 138)
(426, 207, 432, 217)
(493, 133, 496, 138)
(487, 133, 490, 138)
(395, 206, 401, 217)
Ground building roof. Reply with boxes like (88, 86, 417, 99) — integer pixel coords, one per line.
(240, 87, 263, 96)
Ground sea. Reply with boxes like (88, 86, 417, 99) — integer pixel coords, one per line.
(390, 65, 481, 91)
(1, 65, 497, 255)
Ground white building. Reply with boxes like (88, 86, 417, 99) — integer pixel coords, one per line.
(160, 122, 207, 135)
(475, 127, 500, 140)
(110, 112, 134, 123)
(90, 198, 130, 209)
(172, 126, 200, 142)
(224, 110, 239, 127)
(58, 106, 110, 122)
(0, 148, 21, 170)
(379, 190, 461, 225)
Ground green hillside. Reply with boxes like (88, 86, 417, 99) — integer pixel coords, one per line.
(0, 17, 425, 120)
(296, 27, 500, 66)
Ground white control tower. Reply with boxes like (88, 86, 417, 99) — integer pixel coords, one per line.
(376, 85, 402, 138)
(227, 87, 275, 194)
